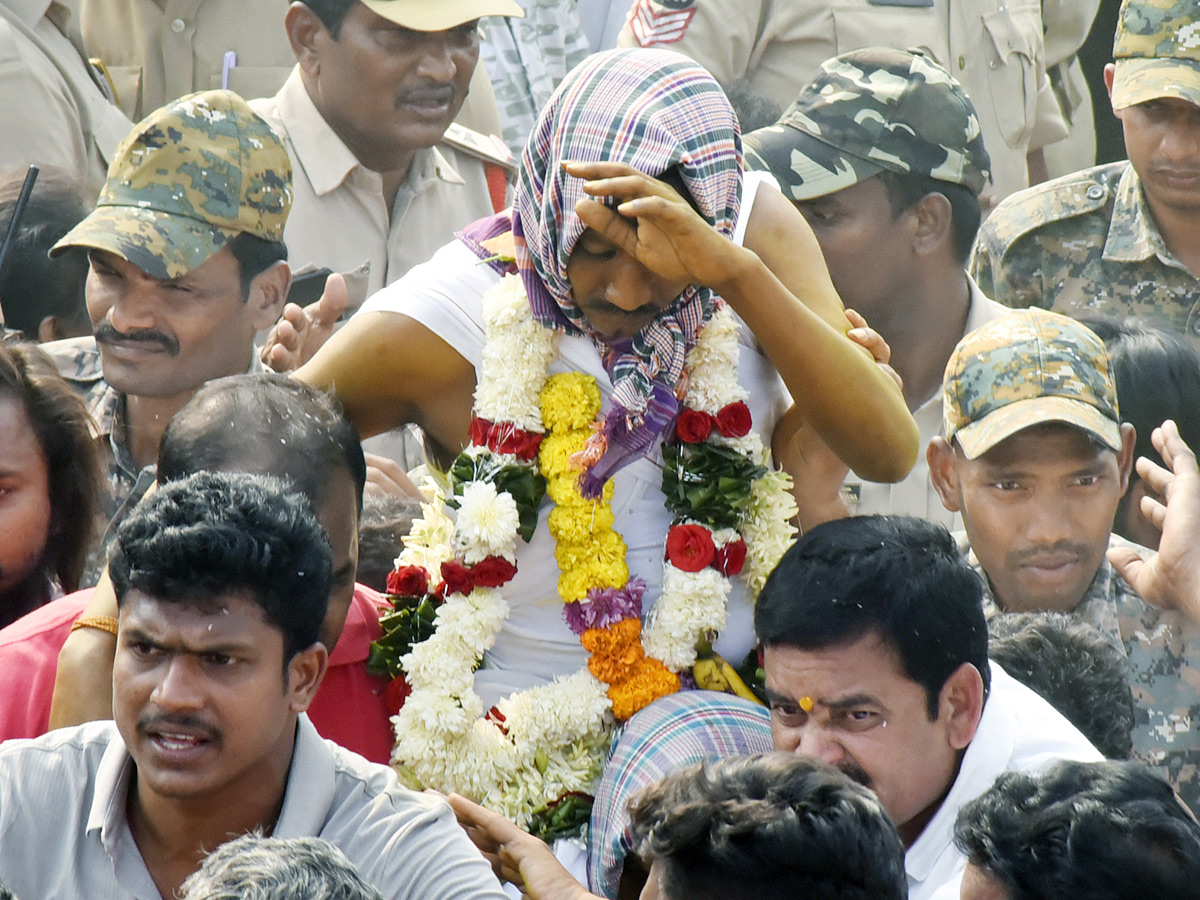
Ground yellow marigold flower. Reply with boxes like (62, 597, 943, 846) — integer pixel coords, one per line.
(557, 557, 628, 603)
(538, 431, 586, 480)
(540, 373, 601, 430)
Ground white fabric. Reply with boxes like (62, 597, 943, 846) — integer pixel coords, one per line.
(0, 716, 508, 900)
(906, 664, 1104, 900)
(841, 278, 1010, 529)
(360, 188, 790, 706)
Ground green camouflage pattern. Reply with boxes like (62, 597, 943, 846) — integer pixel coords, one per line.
(942, 308, 1122, 459)
(743, 47, 990, 202)
(479, 4, 591, 159)
(1112, 0, 1200, 107)
(969, 534, 1200, 813)
(972, 161, 1200, 337)
(53, 89, 292, 281)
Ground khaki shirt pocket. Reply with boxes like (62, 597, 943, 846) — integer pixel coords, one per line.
(980, 4, 1042, 149)
(104, 65, 142, 121)
(210, 66, 292, 103)
(830, 6, 938, 63)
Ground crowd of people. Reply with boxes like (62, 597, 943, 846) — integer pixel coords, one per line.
(2, 0, 1200, 898)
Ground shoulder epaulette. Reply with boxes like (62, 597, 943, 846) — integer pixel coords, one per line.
(979, 162, 1128, 261)
(441, 123, 517, 172)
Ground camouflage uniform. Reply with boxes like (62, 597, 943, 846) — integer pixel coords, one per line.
(943, 308, 1200, 809)
(744, 49, 1009, 527)
(43, 90, 292, 581)
(479, 0, 592, 158)
(966, 535, 1200, 812)
(971, 0, 1200, 338)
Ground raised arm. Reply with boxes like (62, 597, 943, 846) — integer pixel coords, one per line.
(567, 161, 918, 483)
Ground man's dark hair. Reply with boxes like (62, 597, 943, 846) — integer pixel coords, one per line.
(988, 612, 1134, 759)
(629, 753, 907, 900)
(299, 0, 358, 38)
(954, 759, 1200, 900)
(755, 515, 990, 718)
(878, 169, 982, 265)
(0, 342, 103, 609)
(1075, 315, 1200, 537)
(720, 80, 782, 133)
(157, 373, 367, 514)
(109, 471, 332, 662)
(0, 166, 93, 340)
(356, 493, 421, 592)
(227, 232, 288, 300)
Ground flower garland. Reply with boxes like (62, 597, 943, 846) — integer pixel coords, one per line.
(373, 271, 797, 829)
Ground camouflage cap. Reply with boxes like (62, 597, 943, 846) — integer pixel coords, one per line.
(1111, 0, 1200, 109)
(52, 90, 292, 280)
(943, 309, 1123, 460)
(360, 0, 522, 31)
(742, 47, 991, 202)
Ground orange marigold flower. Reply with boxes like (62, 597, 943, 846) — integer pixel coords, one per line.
(582, 618, 644, 683)
(608, 658, 680, 719)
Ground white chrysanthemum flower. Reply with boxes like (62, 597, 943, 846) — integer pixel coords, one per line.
(454, 482, 520, 562)
(742, 469, 799, 595)
(685, 307, 748, 413)
(643, 566, 730, 670)
(476, 275, 556, 427)
(396, 481, 456, 574)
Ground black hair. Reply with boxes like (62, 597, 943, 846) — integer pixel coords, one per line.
(988, 612, 1134, 760)
(0, 341, 103, 613)
(0, 165, 93, 340)
(877, 169, 982, 266)
(755, 515, 990, 718)
(157, 373, 367, 515)
(954, 759, 1200, 900)
(1074, 315, 1200, 531)
(299, 0, 358, 38)
(719, 80, 783, 133)
(629, 753, 907, 900)
(356, 492, 422, 592)
(109, 471, 332, 663)
(227, 232, 288, 300)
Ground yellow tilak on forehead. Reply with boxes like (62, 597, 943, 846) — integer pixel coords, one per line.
(799, 696, 815, 713)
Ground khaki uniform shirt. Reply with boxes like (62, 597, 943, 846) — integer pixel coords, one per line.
(80, 0, 504, 134)
(0, 0, 130, 189)
(965, 533, 1200, 812)
(971, 161, 1200, 339)
(617, 0, 1066, 203)
(251, 67, 512, 301)
(841, 278, 1009, 529)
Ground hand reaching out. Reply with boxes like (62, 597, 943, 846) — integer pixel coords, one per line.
(260, 272, 348, 372)
(1108, 420, 1200, 623)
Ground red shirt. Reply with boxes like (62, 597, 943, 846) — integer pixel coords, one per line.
(0, 585, 396, 764)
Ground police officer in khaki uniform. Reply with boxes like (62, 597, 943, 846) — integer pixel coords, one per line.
(250, 0, 521, 304)
(618, 0, 1066, 205)
(972, 0, 1200, 340)
(0, 0, 131, 188)
(79, 0, 504, 134)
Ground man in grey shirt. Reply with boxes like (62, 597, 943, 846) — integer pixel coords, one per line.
(0, 471, 507, 900)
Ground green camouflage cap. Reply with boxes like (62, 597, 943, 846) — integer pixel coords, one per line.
(943, 308, 1123, 460)
(1112, 0, 1200, 109)
(742, 47, 991, 202)
(52, 89, 292, 280)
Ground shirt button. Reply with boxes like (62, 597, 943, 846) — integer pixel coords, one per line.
(1086, 184, 1105, 200)
(1192, 319, 1200, 336)
(171, 18, 186, 33)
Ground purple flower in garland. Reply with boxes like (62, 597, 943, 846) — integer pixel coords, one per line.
(562, 577, 646, 636)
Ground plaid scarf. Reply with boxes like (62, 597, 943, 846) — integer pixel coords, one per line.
(511, 48, 742, 486)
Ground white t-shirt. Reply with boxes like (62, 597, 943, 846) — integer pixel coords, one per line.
(360, 173, 790, 704)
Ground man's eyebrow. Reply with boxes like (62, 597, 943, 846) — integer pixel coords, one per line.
(763, 687, 797, 707)
(822, 693, 880, 711)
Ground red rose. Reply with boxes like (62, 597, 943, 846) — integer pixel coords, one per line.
(512, 430, 544, 461)
(715, 401, 752, 438)
(492, 425, 543, 461)
(439, 559, 475, 596)
(469, 416, 492, 447)
(665, 524, 716, 572)
(384, 676, 412, 717)
(386, 565, 430, 597)
(675, 408, 714, 443)
(714, 538, 747, 576)
(471, 555, 519, 588)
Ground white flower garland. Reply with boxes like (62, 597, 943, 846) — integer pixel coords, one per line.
(388, 273, 797, 826)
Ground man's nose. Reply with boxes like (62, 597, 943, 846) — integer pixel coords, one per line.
(604, 255, 656, 312)
(105, 281, 159, 333)
(793, 726, 846, 767)
(151, 656, 205, 711)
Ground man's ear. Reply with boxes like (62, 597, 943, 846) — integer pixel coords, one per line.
(285, 3, 325, 74)
(928, 436, 963, 512)
(247, 261, 292, 330)
(910, 192, 953, 259)
(286, 642, 329, 712)
(1104, 63, 1121, 118)
(1116, 422, 1137, 493)
(938, 662, 985, 750)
